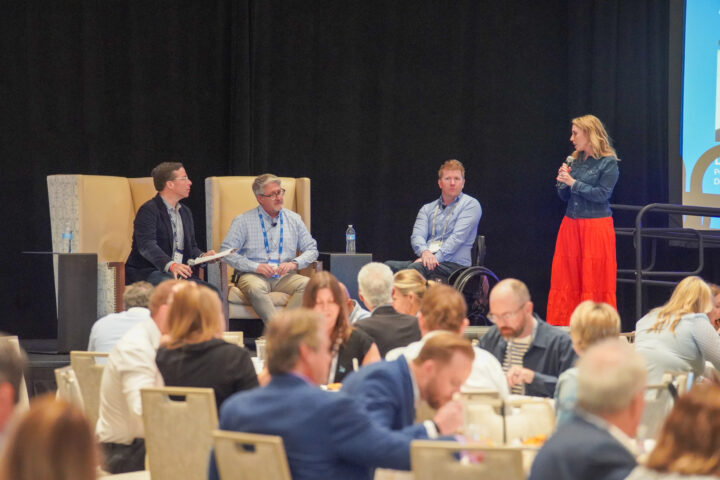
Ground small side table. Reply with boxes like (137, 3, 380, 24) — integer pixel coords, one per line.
(317, 252, 373, 303)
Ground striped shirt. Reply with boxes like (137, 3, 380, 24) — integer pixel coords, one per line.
(503, 335, 532, 395)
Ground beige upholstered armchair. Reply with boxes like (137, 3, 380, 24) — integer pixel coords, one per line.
(204, 176, 313, 321)
(47, 175, 156, 318)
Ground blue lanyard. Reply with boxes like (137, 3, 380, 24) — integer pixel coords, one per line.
(258, 208, 284, 263)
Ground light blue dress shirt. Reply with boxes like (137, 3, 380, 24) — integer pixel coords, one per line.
(410, 193, 482, 266)
(220, 206, 319, 273)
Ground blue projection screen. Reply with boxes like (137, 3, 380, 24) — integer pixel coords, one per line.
(681, 0, 720, 228)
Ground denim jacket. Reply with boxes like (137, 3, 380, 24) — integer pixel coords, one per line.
(557, 155, 619, 219)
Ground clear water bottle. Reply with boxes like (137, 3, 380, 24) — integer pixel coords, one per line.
(62, 223, 73, 253)
(345, 225, 356, 254)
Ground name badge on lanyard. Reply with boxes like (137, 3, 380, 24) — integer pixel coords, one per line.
(429, 200, 457, 253)
(259, 209, 284, 279)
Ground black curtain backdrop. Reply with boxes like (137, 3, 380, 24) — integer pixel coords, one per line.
(3, 0, 699, 338)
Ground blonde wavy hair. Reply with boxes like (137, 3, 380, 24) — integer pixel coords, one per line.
(165, 282, 224, 348)
(394, 270, 434, 301)
(571, 115, 617, 160)
(569, 301, 621, 352)
(648, 276, 713, 334)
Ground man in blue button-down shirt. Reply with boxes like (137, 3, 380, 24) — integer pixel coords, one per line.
(220, 174, 318, 323)
(386, 159, 481, 281)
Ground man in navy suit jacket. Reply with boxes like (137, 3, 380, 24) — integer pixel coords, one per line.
(125, 162, 214, 285)
(342, 332, 473, 438)
(529, 340, 646, 480)
(208, 309, 415, 480)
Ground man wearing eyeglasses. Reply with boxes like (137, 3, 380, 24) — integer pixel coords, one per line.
(385, 159, 481, 282)
(220, 174, 318, 323)
(477, 278, 576, 398)
(126, 162, 216, 286)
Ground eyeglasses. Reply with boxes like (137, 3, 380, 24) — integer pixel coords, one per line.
(487, 304, 526, 323)
(172, 176, 190, 182)
(260, 188, 286, 199)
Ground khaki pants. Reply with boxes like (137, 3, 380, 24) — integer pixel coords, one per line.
(235, 272, 309, 323)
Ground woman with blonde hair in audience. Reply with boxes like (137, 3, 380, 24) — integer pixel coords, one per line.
(156, 282, 258, 410)
(626, 382, 720, 479)
(554, 300, 621, 426)
(392, 269, 434, 316)
(0, 395, 98, 480)
(635, 276, 720, 385)
(302, 272, 380, 383)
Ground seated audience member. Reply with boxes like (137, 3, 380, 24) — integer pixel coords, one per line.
(635, 276, 720, 385)
(340, 282, 370, 324)
(708, 283, 720, 330)
(301, 272, 380, 383)
(392, 269, 433, 317)
(555, 301, 621, 426)
(96, 279, 179, 474)
(478, 278, 577, 397)
(354, 263, 421, 357)
(386, 159, 482, 282)
(209, 309, 415, 480)
(386, 284, 509, 398)
(220, 173, 318, 324)
(0, 337, 27, 448)
(0, 395, 98, 480)
(125, 162, 216, 287)
(156, 283, 258, 410)
(627, 382, 720, 480)
(88, 281, 154, 354)
(529, 340, 646, 480)
(342, 332, 473, 438)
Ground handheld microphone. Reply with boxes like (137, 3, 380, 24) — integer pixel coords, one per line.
(556, 155, 574, 187)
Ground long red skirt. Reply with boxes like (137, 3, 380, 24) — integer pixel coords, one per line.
(546, 216, 617, 326)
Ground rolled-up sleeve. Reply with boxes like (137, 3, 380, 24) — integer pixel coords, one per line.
(411, 205, 432, 257)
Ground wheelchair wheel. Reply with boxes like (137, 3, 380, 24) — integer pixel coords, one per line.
(451, 266, 499, 326)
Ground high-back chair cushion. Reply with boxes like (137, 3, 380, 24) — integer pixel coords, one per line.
(69, 351, 109, 430)
(212, 430, 292, 480)
(48, 175, 155, 316)
(141, 387, 218, 480)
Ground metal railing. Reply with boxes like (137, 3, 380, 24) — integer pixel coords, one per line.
(612, 203, 720, 320)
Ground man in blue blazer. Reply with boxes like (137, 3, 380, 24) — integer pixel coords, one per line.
(342, 332, 473, 438)
(529, 340, 645, 480)
(125, 162, 214, 285)
(208, 309, 415, 480)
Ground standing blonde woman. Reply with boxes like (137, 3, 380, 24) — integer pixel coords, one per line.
(0, 395, 98, 480)
(392, 269, 434, 317)
(547, 115, 619, 326)
(634, 276, 720, 384)
(156, 282, 258, 410)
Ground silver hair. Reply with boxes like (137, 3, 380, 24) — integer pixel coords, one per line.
(576, 339, 646, 415)
(357, 262, 394, 309)
(252, 174, 282, 196)
(122, 281, 155, 310)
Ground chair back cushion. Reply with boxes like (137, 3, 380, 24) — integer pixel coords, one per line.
(212, 430, 292, 480)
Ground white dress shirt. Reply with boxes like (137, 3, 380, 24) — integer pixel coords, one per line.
(95, 318, 164, 444)
(88, 307, 151, 357)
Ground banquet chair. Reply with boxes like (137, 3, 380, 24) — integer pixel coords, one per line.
(504, 398, 555, 444)
(460, 387, 500, 401)
(221, 331, 245, 347)
(0, 336, 29, 411)
(70, 351, 109, 429)
(141, 387, 218, 480)
(638, 383, 674, 441)
(47, 175, 156, 317)
(212, 430, 291, 480)
(411, 440, 525, 480)
(462, 397, 505, 444)
(619, 331, 636, 344)
(54, 365, 84, 409)
(204, 176, 316, 324)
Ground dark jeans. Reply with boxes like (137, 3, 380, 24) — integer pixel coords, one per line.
(101, 438, 146, 474)
(146, 270, 222, 298)
(385, 260, 463, 282)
